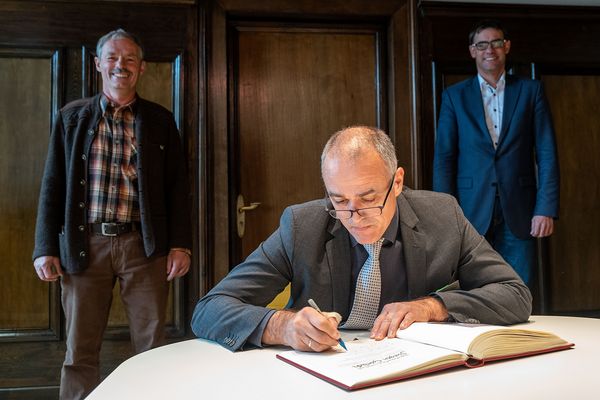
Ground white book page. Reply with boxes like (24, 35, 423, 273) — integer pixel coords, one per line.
(279, 335, 462, 387)
(395, 322, 506, 355)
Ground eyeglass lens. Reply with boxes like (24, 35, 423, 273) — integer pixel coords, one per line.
(329, 207, 382, 219)
(474, 39, 505, 51)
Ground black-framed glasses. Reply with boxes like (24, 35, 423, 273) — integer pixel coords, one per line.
(325, 176, 395, 220)
(471, 39, 506, 51)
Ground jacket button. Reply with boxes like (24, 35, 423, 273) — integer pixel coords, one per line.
(80, 179, 86, 186)
(81, 154, 87, 160)
(79, 251, 86, 258)
(78, 225, 85, 231)
(79, 202, 85, 209)
(87, 129, 94, 135)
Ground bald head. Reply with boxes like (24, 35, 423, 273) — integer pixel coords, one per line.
(320, 126, 403, 244)
(320, 126, 397, 180)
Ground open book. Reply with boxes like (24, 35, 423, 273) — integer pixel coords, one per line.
(276, 322, 574, 390)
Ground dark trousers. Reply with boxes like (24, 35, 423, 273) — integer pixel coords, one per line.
(485, 197, 536, 285)
(59, 230, 168, 400)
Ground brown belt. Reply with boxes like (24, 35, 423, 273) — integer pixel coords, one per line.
(90, 222, 139, 237)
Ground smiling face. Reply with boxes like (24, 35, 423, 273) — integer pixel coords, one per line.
(469, 27, 510, 83)
(322, 148, 404, 245)
(95, 37, 145, 105)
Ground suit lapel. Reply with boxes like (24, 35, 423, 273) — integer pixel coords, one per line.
(397, 193, 428, 299)
(499, 75, 521, 147)
(326, 219, 352, 318)
(465, 76, 491, 141)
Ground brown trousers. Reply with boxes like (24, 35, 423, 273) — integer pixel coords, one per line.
(59, 231, 168, 400)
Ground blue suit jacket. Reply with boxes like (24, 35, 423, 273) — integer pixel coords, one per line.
(433, 75, 559, 239)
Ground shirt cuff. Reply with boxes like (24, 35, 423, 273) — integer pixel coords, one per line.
(246, 309, 277, 348)
(170, 247, 192, 257)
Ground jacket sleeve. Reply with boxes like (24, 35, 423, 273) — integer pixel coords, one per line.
(435, 200, 533, 325)
(190, 207, 296, 351)
(532, 81, 560, 218)
(433, 89, 459, 196)
(32, 111, 67, 261)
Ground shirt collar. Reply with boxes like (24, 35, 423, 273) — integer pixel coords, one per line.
(478, 72, 506, 91)
(100, 93, 137, 116)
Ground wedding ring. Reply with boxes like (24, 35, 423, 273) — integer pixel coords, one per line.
(308, 339, 312, 349)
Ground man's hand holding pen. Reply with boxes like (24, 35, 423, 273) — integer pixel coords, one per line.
(262, 306, 344, 352)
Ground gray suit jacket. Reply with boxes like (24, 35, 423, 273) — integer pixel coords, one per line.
(191, 188, 532, 351)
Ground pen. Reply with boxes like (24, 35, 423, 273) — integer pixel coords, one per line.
(436, 283, 452, 293)
(436, 280, 460, 293)
(307, 298, 348, 351)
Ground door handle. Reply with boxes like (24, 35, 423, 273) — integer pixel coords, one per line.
(239, 202, 261, 212)
(237, 194, 261, 238)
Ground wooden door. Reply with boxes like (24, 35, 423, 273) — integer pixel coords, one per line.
(206, 0, 419, 297)
(233, 25, 384, 260)
(542, 73, 600, 313)
(0, 1, 198, 397)
(229, 24, 385, 307)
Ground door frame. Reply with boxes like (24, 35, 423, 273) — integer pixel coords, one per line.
(203, 0, 421, 287)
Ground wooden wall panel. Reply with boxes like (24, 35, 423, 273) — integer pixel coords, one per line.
(0, 52, 57, 333)
(544, 74, 600, 312)
(137, 61, 174, 111)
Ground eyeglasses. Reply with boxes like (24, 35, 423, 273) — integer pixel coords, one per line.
(326, 176, 395, 220)
(471, 39, 506, 51)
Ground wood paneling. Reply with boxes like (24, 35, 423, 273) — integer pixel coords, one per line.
(0, 51, 59, 335)
(388, 0, 419, 187)
(137, 61, 174, 111)
(235, 26, 381, 258)
(206, 1, 231, 286)
(544, 74, 600, 312)
(219, 0, 406, 17)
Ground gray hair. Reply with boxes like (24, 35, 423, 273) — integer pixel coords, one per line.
(321, 125, 398, 177)
(96, 28, 144, 60)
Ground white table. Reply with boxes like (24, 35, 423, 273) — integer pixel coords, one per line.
(87, 316, 599, 399)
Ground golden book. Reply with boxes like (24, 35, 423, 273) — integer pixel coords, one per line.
(276, 322, 574, 390)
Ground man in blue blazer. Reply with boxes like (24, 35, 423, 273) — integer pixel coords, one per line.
(192, 126, 531, 352)
(433, 20, 559, 286)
